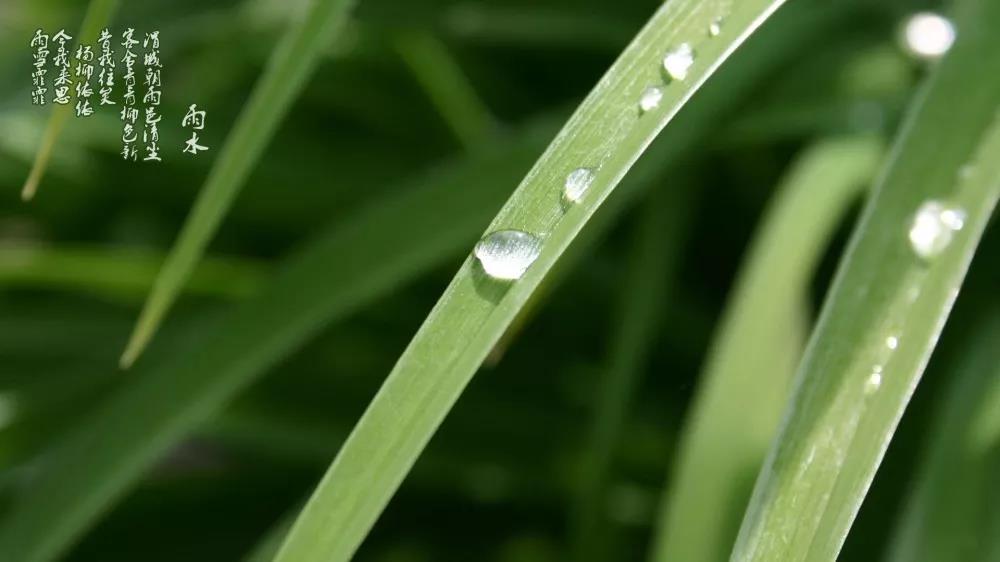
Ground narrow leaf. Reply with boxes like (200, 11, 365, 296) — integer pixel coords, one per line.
(271, 1, 793, 560)
(731, 1, 1000, 559)
(119, 0, 356, 368)
(650, 136, 883, 562)
(20, 0, 120, 201)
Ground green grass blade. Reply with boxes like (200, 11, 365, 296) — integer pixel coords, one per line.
(649, 136, 883, 562)
(20, 0, 120, 201)
(571, 183, 693, 561)
(119, 0, 356, 368)
(730, 1, 1000, 559)
(0, 245, 264, 300)
(886, 311, 1000, 562)
(270, 1, 793, 560)
(395, 31, 495, 149)
(0, 119, 555, 562)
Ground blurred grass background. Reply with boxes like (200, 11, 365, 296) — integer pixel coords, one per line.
(0, 0, 996, 560)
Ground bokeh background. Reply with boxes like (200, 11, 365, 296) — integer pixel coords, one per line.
(0, 0, 996, 560)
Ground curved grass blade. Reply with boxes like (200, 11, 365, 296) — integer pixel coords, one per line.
(270, 1, 794, 560)
(119, 0, 356, 368)
(730, 0, 1000, 559)
(571, 183, 693, 562)
(0, 118, 555, 562)
(20, 0, 120, 201)
(649, 136, 883, 562)
(886, 311, 1000, 562)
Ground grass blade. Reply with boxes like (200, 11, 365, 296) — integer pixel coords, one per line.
(270, 1, 793, 560)
(0, 245, 264, 300)
(119, 0, 356, 368)
(886, 311, 1000, 562)
(731, 0, 1000, 559)
(20, 0, 120, 201)
(649, 136, 883, 562)
(0, 119, 555, 562)
(571, 183, 693, 561)
(395, 31, 495, 149)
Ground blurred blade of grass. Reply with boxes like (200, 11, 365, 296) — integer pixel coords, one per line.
(20, 0, 120, 201)
(730, 0, 1000, 559)
(571, 182, 693, 561)
(0, 115, 558, 562)
(119, 0, 356, 368)
(649, 135, 883, 562)
(0, 245, 265, 301)
(270, 0, 796, 560)
(395, 31, 495, 149)
(885, 310, 1000, 562)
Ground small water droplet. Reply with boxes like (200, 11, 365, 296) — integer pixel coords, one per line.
(564, 167, 596, 203)
(901, 12, 956, 60)
(958, 164, 975, 180)
(662, 43, 695, 81)
(474, 230, 542, 280)
(886, 335, 899, 350)
(708, 17, 724, 37)
(865, 366, 883, 394)
(908, 200, 966, 260)
(638, 86, 663, 113)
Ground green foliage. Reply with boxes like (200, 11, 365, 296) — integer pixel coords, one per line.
(651, 135, 883, 562)
(0, 0, 996, 561)
(120, 0, 356, 368)
(731, 0, 1000, 558)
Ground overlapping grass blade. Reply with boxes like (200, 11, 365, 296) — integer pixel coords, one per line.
(119, 0, 356, 368)
(0, 118, 555, 562)
(650, 136, 883, 562)
(886, 311, 1000, 562)
(270, 1, 794, 560)
(731, 0, 1000, 559)
(20, 0, 120, 201)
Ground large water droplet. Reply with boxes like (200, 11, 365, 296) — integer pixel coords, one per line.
(638, 86, 663, 113)
(474, 229, 542, 280)
(662, 43, 695, 81)
(885, 335, 899, 350)
(708, 17, 724, 37)
(564, 167, 596, 203)
(901, 12, 955, 60)
(908, 200, 966, 260)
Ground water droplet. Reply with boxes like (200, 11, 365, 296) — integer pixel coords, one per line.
(908, 200, 966, 260)
(886, 335, 899, 350)
(958, 164, 975, 180)
(638, 86, 663, 113)
(474, 230, 541, 280)
(708, 17, 724, 37)
(901, 12, 955, 60)
(865, 366, 883, 394)
(564, 167, 596, 203)
(662, 43, 695, 81)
